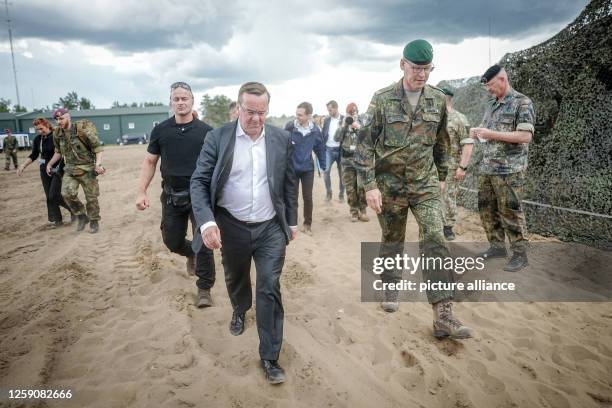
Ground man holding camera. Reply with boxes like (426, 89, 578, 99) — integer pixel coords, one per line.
(46, 108, 105, 233)
(136, 81, 216, 307)
(357, 39, 472, 339)
(334, 103, 368, 222)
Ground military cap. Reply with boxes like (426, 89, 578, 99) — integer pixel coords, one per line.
(52, 107, 69, 119)
(403, 39, 433, 65)
(441, 87, 454, 97)
(481, 64, 502, 83)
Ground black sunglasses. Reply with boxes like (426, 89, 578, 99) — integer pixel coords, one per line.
(170, 81, 192, 91)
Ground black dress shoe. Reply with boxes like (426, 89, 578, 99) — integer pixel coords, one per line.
(261, 360, 285, 384)
(504, 252, 528, 272)
(229, 311, 245, 336)
(479, 246, 507, 259)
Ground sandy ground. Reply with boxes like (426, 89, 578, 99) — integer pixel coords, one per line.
(0, 145, 611, 408)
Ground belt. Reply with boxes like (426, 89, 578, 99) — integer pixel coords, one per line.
(216, 206, 271, 227)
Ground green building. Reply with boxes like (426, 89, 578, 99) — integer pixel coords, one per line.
(0, 112, 18, 132)
(14, 106, 171, 145)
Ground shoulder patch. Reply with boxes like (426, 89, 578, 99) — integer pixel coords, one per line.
(374, 82, 396, 96)
(427, 84, 446, 97)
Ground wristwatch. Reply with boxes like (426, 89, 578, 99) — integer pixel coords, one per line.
(459, 165, 468, 171)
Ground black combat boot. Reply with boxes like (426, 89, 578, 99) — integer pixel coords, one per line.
(89, 221, 99, 234)
(443, 226, 455, 241)
(504, 252, 528, 272)
(76, 214, 89, 231)
(479, 246, 507, 259)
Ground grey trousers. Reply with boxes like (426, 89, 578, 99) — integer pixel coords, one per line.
(216, 208, 286, 360)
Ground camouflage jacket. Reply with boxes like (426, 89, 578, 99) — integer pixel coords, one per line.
(447, 110, 473, 169)
(479, 87, 535, 175)
(356, 80, 451, 192)
(4, 135, 18, 151)
(53, 120, 103, 172)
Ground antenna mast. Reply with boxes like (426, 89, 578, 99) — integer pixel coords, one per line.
(4, 0, 20, 108)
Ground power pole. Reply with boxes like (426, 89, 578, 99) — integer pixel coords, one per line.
(4, 0, 20, 108)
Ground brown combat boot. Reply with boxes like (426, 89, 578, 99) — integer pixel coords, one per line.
(432, 300, 473, 339)
(196, 288, 212, 308)
(380, 290, 399, 313)
(358, 210, 369, 222)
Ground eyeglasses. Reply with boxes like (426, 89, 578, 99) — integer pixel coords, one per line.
(404, 60, 435, 74)
(170, 81, 192, 91)
(240, 104, 268, 118)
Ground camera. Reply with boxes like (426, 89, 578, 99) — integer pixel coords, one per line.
(344, 116, 354, 126)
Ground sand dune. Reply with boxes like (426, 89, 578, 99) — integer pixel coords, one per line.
(1, 145, 611, 408)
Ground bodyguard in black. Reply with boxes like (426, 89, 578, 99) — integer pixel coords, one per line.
(136, 82, 216, 307)
(17, 117, 73, 226)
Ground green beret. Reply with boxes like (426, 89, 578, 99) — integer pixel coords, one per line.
(403, 39, 433, 65)
(441, 87, 454, 97)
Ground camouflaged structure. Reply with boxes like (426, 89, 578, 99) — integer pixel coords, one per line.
(439, 0, 612, 248)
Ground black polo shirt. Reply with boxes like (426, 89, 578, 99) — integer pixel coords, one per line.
(147, 116, 213, 190)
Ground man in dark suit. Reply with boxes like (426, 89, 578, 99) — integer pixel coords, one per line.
(321, 100, 345, 203)
(190, 81, 298, 385)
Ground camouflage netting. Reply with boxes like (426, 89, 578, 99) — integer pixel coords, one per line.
(439, 0, 612, 249)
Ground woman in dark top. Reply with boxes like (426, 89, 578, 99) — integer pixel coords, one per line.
(17, 117, 73, 227)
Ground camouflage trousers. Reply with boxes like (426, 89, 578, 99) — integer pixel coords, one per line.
(5, 151, 18, 170)
(377, 185, 454, 304)
(441, 170, 459, 227)
(61, 170, 101, 221)
(478, 172, 527, 253)
(341, 157, 366, 215)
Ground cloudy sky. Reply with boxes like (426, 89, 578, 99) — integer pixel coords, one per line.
(0, 0, 589, 117)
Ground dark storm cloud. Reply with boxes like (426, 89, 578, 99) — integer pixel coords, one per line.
(10, 0, 240, 52)
(11, 0, 588, 55)
(314, 0, 589, 44)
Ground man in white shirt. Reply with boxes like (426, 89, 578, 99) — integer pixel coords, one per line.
(321, 100, 345, 202)
(190, 82, 298, 385)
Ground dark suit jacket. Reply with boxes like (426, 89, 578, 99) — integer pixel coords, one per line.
(321, 114, 345, 144)
(190, 121, 298, 252)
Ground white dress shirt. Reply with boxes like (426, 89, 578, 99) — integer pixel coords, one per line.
(200, 122, 275, 233)
(326, 115, 341, 148)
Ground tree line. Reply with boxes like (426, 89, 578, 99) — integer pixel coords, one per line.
(0, 91, 164, 113)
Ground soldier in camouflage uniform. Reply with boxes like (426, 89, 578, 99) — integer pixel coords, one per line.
(46, 108, 106, 233)
(334, 103, 369, 222)
(4, 128, 19, 170)
(357, 39, 472, 339)
(439, 88, 474, 240)
(470, 65, 535, 272)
